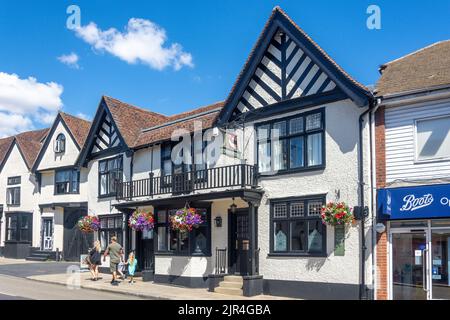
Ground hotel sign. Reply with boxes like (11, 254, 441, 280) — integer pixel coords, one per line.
(377, 184, 450, 220)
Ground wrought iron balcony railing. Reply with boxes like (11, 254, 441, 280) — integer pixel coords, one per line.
(116, 164, 258, 201)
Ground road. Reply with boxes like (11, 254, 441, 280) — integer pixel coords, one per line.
(0, 274, 148, 300)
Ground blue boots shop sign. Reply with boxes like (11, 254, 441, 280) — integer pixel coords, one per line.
(377, 184, 450, 220)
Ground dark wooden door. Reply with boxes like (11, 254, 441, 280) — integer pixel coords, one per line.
(229, 211, 250, 275)
(63, 208, 92, 261)
(136, 229, 154, 271)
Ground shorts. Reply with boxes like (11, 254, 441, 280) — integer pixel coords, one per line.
(110, 261, 118, 273)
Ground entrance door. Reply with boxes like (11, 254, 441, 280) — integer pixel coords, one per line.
(136, 228, 154, 271)
(63, 208, 92, 261)
(229, 210, 250, 275)
(391, 231, 429, 300)
(42, 218, 53, 251)
(431, 229, 450, 299)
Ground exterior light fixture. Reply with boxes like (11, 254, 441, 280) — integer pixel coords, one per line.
(214, 216, 222, 228)
(230, 197, 237, 214)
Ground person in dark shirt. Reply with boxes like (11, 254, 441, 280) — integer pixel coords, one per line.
(89, 240, 102, 281)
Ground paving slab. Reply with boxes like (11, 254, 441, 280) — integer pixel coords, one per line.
(27, 272, 295, 300)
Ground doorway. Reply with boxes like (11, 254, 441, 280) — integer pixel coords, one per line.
(389, 220, 450, 300)
(229, 209, 250, 275)
(136, 228, 154, 272)
(63, 208, 92, 261)
(42, 218, 54, 251)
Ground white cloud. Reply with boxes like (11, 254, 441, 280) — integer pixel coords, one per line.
(0, 72, 63, 137)
(57, 52, 80, 69)
(76, 112, 91, 121)
(74, 18, 193, 71)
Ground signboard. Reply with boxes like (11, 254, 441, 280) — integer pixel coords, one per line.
(80, 254, 90, 272)
(377, 184, 450, 220)
(334, 225, 345, 256)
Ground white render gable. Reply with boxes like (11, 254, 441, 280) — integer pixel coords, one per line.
(36, 118, 80, 171)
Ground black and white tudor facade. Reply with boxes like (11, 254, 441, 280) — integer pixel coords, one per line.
(0, 7, 376, 299)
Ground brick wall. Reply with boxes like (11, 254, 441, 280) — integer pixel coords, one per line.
(375, 106, 388, 300)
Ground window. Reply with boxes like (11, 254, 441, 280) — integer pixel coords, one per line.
(415, 115, 450, 161)
(55, 169, 80, 194)
(98, 156, 123, 197)
(6, 212, 32, 242)
(99, 215, 123, 251)
(7, 176, 21, 185)
(257, 109, 325, 174)
(270, 196, 326, 256)
(54, 134, 66, 153)
(6, 187, 20, 206)
(155, 207, 210, 256)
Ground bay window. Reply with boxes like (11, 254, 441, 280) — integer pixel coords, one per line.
(155, 207, 210, 256)
(270, 196, 326, 256)
(257, 109, 325, 174)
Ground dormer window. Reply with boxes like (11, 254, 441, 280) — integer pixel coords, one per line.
(54, 134, 66, 153)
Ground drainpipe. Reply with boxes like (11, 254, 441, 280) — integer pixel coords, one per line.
(358, 102, 374, 300)
(369, 99, 381, 299)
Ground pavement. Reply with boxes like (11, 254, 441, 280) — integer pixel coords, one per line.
(0, 258, 293, 300)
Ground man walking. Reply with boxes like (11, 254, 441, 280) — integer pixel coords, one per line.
(103, 236, 122, 286)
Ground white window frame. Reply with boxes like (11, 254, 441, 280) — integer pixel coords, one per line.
(413, 114, 450, 163)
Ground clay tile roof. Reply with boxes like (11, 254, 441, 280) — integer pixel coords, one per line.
(376, 40, 450, 96)
(15, 128, 49, 169)
(102, 96, 168, 146)
(133, 101, 225, 148)
(59, 112, 92, 148)
(0, 136, 14, 167)
(224, 6, 371, 107)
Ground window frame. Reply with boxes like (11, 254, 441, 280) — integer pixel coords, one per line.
(154, 206, 211, 257)
(54, 168, 80, 195)
(269, 195, 327, 257)
(55, 133, 66, 154)
(98, 214, 124, 252)
(7, 176, 21, 185)
(256, 108, 326, 176)
(414, 114, 450, 163)
(6, 187, 21, 206)
(5, 212, 32, 243)
(98, 155, 123, 198)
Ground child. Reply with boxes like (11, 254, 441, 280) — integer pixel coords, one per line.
(117, 248, 126, 280)
(125, 251, 138, 284)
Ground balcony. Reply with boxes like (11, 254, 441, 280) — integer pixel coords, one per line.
(116, 164, 258, 201)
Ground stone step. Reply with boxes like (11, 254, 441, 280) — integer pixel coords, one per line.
(214, 286, 243, 296)
(219, 281, 243, 289)
(25, 256, 48, 261)
(223, 275, 243, 284)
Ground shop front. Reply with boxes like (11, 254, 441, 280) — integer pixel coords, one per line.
(378, 183, 450, 300)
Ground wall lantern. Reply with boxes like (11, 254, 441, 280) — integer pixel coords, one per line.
(230, 197, 237, 214)
(214, 216, 223, 228)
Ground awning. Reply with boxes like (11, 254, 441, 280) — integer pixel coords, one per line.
(377, 183, 450, 220)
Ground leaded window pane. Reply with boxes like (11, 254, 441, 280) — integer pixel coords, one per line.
(308, 200, 323, 216)
(307, 133, 322, 166)
(290, 202, 304, 217)
(306, 113, 322, 131)
(290, 221, 306, 251)
(290, 136, 304, 168)
(272, 121, 287, 138)
(257, 124, 270, 141)
(272, 139, 287, 171)
(273, 203, 287, 218)
(289, 117, 304, 134)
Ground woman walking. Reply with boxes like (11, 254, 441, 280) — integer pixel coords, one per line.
(89, 240, 102, 281)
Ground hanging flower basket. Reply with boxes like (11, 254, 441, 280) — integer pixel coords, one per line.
(77, 215, 100, 233)
(321, 202, 353, 227)
(128, 210, 155, 231)
(170, 207, 203, 233)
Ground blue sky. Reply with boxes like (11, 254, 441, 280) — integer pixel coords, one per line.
(0, 0, 449, 136)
